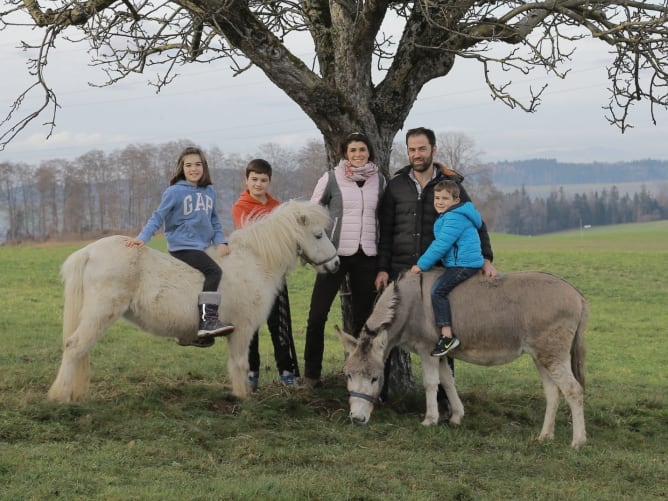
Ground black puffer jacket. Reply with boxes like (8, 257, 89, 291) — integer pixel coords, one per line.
(377, 164, 493, 278)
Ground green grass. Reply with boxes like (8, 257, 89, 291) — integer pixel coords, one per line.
(1, 222, 667, 500)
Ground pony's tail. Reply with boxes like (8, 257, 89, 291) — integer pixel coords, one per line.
(60, 248, 88, 344)
(47, 248, 91, 402)
(571, 296, 588, 391)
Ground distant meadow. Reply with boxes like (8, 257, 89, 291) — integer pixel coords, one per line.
(0, 221, 666, 500)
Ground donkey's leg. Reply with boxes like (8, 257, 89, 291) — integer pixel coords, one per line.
(438, 357, 464, 426)
(420, 355, 441, 426)
(533, 360, 560, 442)
(537, 357, 586, 448)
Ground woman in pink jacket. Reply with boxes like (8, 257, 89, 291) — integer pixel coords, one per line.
(303, 132, 386, 388)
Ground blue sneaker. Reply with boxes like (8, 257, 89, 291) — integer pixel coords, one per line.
(248, 372, 259, 392)
(280, 372, 295, 386)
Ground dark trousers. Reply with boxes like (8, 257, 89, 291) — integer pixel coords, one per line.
(170, 249, 222, 292)
(303, 251, 377, 380)
(248, 283, 299, 376)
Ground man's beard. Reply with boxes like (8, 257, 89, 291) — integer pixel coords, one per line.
(410, 153, 434, 173)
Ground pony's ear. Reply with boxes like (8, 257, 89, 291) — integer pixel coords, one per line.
(297, 213, 308, 227)
(335, 325, 358, 358)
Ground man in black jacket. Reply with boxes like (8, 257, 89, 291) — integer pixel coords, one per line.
(375, 127, 496, 288)
(374, 126, 497, 401)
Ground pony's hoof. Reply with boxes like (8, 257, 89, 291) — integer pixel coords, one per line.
(421, 417, 439, 426)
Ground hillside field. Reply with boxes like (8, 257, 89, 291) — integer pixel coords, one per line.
(0, 221, 666, 500)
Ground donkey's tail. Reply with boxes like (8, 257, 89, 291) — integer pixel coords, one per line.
(571, 296, 588, 390)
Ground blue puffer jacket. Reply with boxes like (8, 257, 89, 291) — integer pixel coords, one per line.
(416, 201, 484, 270)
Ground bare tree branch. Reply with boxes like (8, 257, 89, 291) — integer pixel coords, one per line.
(1, 0, 667, 160)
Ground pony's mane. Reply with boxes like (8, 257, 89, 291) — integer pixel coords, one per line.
(228, 200, 330, 270)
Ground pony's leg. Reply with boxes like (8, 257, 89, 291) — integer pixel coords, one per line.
(226, 328, 252, 398)
(438, 357, 464, 426)
(420, 356, 441, 426)
(536, 358, 587, 448)
(48, 298, 127, 403)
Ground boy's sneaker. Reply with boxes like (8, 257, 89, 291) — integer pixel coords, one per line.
(431, 335, 460, 357)
(280, 372, 296, 386)
(248, 372, 259, 392)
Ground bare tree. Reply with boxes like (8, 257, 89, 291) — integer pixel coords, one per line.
(1, 1, 666, 174)
(35, 161, 61, 237)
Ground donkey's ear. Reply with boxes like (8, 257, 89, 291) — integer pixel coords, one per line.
(335, 325, 358, 358)
(376, 328, 389, 352)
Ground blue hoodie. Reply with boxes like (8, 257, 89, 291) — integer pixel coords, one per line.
(137, 180, 227, 251)
(417, 201, 484, 270)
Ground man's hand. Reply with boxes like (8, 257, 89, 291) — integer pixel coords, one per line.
(481, 259, 497, 278)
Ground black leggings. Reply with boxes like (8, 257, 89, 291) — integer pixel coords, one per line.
(170, 249, 222, 291)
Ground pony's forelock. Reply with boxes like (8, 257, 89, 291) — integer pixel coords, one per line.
(229, 201, 330, 271)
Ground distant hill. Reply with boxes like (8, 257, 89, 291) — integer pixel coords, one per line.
(487, 158, 668, 187)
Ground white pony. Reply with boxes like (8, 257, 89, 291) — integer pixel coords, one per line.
(48, 200, 339, 403)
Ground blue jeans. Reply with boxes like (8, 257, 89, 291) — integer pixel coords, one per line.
(431, 267, 479, 328)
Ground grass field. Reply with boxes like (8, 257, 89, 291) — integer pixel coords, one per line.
(1, 221, 667, 500)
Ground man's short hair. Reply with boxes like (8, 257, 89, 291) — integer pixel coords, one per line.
(406, 127, 436, 146)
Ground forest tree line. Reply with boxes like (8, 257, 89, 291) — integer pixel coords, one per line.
(1, 138, 667, 244)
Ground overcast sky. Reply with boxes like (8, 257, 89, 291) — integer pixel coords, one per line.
(1, 22, 666, 166)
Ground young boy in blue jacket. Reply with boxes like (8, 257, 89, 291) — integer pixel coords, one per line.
(410, 180, 484, 357)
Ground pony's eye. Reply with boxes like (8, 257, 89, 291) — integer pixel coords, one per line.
(314, 232, 323, 239)
(371, 377, 378, 384)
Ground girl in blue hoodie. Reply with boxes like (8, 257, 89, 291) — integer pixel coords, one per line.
(125, 146, 234, 346)
(410, 180, 484, 357)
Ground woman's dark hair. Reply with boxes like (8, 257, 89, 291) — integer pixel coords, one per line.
(169, 146, 213, 187)
(340, 132, 375, 162)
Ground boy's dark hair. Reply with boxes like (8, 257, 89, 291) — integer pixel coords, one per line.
(434, 179, 460, 199)
(340, 132, 376, 162)
(406, 127, 436, 147)
(246, 158, 273, 180)
(170, 146, 213, 187)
